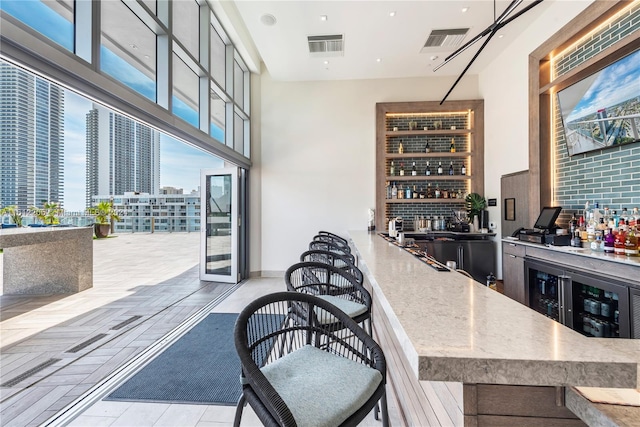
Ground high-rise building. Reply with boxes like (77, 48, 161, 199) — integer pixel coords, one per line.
(0, 62, 64, 210)
(85, 103, 160, 207)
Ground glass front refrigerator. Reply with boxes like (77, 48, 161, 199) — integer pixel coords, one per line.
(525, 259, 630, 338)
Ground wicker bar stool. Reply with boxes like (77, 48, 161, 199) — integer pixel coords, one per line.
(233, 291, 389, 427)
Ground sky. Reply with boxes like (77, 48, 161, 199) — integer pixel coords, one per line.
(2, 0, 228, 211)
(63, 91, 223, 212)
(561, 48, 640, 122)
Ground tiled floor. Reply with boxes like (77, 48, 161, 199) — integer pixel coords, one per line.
(1, 233, 395, 426)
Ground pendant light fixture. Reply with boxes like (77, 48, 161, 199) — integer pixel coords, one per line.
(435, 0, 544, 104)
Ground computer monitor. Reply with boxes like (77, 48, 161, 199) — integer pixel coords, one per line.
(533, 207, 562, 230)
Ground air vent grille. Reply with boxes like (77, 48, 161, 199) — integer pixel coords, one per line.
(308, 35, 344, 57)
(423, 28, 469, 49)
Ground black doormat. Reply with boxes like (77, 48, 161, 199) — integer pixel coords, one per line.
(106, 312, 280, 405)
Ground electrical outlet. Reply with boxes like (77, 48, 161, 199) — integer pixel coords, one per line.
(489, 222, 496, 230)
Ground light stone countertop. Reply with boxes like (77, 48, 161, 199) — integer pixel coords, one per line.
(0, 226, 93, 248)
(349, 230, 639, 389)
(503, 236, 640, 268)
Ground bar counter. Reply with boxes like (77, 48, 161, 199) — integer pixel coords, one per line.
(348, 230, 639, 426)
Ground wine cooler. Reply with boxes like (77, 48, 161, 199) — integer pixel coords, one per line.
(525, 259, 631, 338)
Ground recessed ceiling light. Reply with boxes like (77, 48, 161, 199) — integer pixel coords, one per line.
(130, 44, 138, 49)
(320, 15, 328, 21)
(430, 55, 439, 61)
(144, 55, 150, 59)
(376, 58, 382, 63)
(498, 34, 505, 38)
(260, 14, 277, 26)
(461, 7, 469, 13)
(324, 60, 329, 65)
(389, 11, 396, 17)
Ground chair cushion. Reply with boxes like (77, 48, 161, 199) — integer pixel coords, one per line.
(315, 295, 367, 323)
(260, 345, 382, 427)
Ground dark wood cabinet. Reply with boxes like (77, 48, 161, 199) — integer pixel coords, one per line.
(502, 241, 527, 305)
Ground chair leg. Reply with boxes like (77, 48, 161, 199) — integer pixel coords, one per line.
(233, 394, 246, 427)
(379, 391, 389, 427)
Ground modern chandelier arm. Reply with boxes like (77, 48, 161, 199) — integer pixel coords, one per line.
(434, 0, 523, 73)
(497, 0, 544, 28)
(437, 0, 545, 104)
(440, 29, 499, 105)
(433, 28, 492, 72)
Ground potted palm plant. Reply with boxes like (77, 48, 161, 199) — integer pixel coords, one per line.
(89, 201, 121, 238)
(0, 205, 23, 227)
(465, 192, 487, 231)
(30, 201, 62, 225)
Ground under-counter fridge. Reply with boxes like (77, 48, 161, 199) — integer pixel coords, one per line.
(524, 259, 631, 338)
(419, 240, 495, 284)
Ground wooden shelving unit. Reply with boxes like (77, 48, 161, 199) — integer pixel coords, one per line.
(375, 100, 484, 231)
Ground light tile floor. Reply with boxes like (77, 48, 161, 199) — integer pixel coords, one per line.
(1, 233, 396, 426)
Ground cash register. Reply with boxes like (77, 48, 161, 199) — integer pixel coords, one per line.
(517, 206, 569, 245)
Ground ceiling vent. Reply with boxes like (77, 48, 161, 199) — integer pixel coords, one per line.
(421, 28, 469, 52)
(308, 34, 344, 57)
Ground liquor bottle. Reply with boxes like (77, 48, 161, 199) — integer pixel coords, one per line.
(593, 202, 602, 223)
(603, 229, 615, 253)
(614, 222, 626, 255)
(425, 161, 431, 176)
(620, 207, 629, 224)
(390, 161, 395, 176)
(412, 185, 418, 199)
(405, 185, 412, 199)
(611, 210, 619, 229)
(398, 141, 404, 154)
(386, 181, 392, 199)
(434, 184, 441, 199)
(397, 185, 404, 199)
(628, 207, 639, 228)
(625, 227, 639, 257)
(450, 137, 456, 153)
(437, 161, 443, 175)
(399, 162, 405, 176)
(391, 182, 398, 199)
(448, 161, 454, 175)
(571, 230, 582, 248)
(569, 213, 578, 234)
(460, 162, 466, 176)
(426, 183, 433, 198)
(586, 213, 596, 246)
(603, 207, 611, 227)
(424, 141, 431, 153)
(411, 161, 417, 176)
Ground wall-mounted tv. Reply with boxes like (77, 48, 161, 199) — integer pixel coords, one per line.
(556, 48, 640, 157)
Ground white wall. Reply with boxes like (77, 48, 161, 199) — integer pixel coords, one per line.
(252, 73, 480, 273)
(249, 0, 596, 275)
(478, 0, 594, 277)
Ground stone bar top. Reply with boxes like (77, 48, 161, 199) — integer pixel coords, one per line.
(349, 230, 639, 389)
(1, 226, 93, 295)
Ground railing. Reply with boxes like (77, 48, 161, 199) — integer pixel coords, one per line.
(1, 214, 200, 233)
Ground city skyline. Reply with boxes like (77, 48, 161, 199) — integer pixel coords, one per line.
(63, 90, 223, 212)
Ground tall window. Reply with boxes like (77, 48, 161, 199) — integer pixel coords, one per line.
(172, 53, 199, 128)
(100, 1, 157, 102)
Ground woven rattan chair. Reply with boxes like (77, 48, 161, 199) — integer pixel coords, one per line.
(318, 230, 349, 245)
(284, 261, 371, 335)
(233, 291, 388, 427)
(312, 233, 351, 253)
(308, 240, 353, 261)
(299, 249, 362, 284)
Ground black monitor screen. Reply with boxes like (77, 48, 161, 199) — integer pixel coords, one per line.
(533, 207, 562, 230)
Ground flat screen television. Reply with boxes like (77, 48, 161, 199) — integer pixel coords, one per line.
(556, 48, 640, 157)
(533, 207, 562, 230)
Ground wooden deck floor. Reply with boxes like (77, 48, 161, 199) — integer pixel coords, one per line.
(1, 233, 397, 426)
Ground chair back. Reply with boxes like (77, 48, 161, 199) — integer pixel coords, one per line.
(318, 230, 349, 245)
(284, 261, 370, 308)
(312, 234, 351, 253)
(308, 239, 352, 258)
(299, 249, 363, 285)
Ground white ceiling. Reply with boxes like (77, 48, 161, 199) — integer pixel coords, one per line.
(232, 0, 550, 82)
